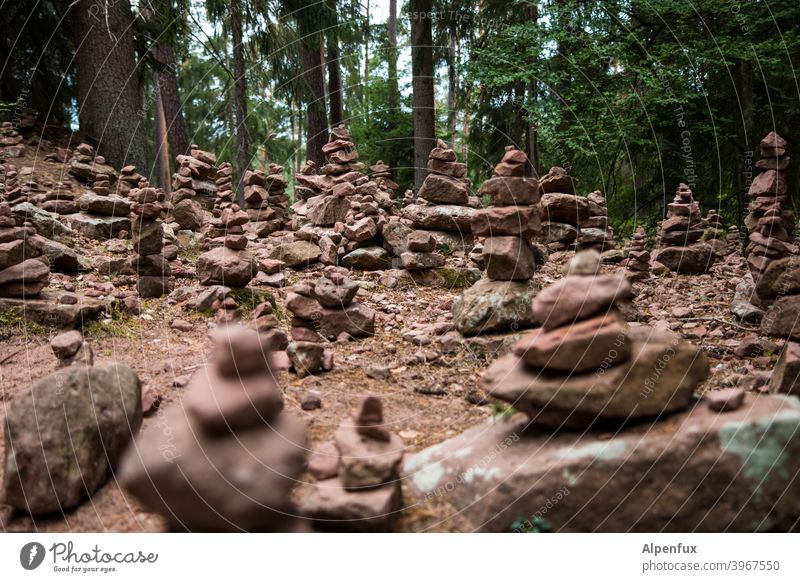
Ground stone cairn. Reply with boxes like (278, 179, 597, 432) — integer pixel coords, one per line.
(285, 266, 376, 344)
(402, 140, 476, 252)
(623, 226, 650, 280)
(1, 163, 19, 202)
(452, 147, 541, 335)
(212, 162, 235, 216)
(653, 183, 715, 274)
(243, 164, 288, 237)
(745, 132, 796, 282)
(120, 326, 307, 532)
(40, 178, 76, 215)
(0, 122, 24, 157)
(170, 157, 204, 230)
(129, 178, 173, 298)
(301, 396, 404, 532)
(50, 330, 93, 368)
(370, 160, 398, 199)
(579, 190, 615, 252)
(702, 209, 727, 257)
(290, 126, 399, 270)
(474, 146, 541, 281)
(751, 133, 800, 383)
(74, 167, 133, 239)
(481, 251, 709, 428)
(400, 230, 444, 272)
(116, 165, 144, 197)
(299, 125, 360, 231)
(196, 205, 257, 287)
(726, 225, 742, 257)
(0, 201, 50, 296)
(68, 143, 118, 185)
(539, 166, 587, 251)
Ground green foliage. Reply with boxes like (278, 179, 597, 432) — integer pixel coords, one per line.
(467, 0, 800, 236)
(227, 287, 276, 319)
(490, 401, 517, 421)
(0, 309, 46, 340)
(84, 306, 142, 340)
(435, 267, 478, 288)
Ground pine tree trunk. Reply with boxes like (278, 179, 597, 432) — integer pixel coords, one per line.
(387, 0, 399, 177)
(232, 0, 250, 199)
(74, 0, 145, 170)
(153, 42, 190, 160)
(447, 32, 457, 138)
(303, 43, 328, 167)
(410, 0, 435, 191)
(327, 0, 344, 126)
(153, 80, 171, 192)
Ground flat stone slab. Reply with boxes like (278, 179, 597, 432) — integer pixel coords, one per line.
(0, 289, 107, 328)
(65, 213, 131, 240)
(403, 393, 800, 532)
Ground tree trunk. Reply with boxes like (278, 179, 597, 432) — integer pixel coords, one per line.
(327, 0, 344, 126)
(363, 0, 370, 115)
(152, 42, 190, 160)
(303, 43, 328, 167)
(386, 0, 399, 177)
(74, 0, 145, 170)
(410, 0, 436, 191)
(153, 80, 171, 192)
(231, 0, 250, 199)
(446, 31, 457, 138)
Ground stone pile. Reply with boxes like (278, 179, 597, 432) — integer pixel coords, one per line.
(243, 164, 288, 237)
(474, 146, 541, 280)
(1, 163, 20, 202)
(285, 266, 375, 341)
(129, 179, 173, 297)
(301, 396, 404, 531)
(72, 166, 132, 239)
(370, 160, 399, 198)
(40, 180, 77, 215)
(653, 183, 715, 274)
(745, 132, 796, 282)
(482, 251, 709, 428)
(196, 205, 257, 287)
(298, 126, 360, 230)
(50, 330, 94, 368)
(400, 230, 444, 272)
(402, 140, 476, 251)
(0, 122, 24, 157)
(170, 156, 205, 230)
(579, 190, 615, 252)
(622, 226, 650, 280)
(120, 326, 307, 531)
(212, 162, 235, 216)
(726, 225, 742, 256)
(68, 143, 118, 184)
(702, 209, 727, 257)
(289, 126, 399, 270)
(116, 165, 144, 196)
(453, 146, 541, 335)
(539, 166, 588, 251)
(292, 160, 330, 222)
(0, 201, 50, 296)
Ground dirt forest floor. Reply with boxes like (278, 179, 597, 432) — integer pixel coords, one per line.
(0, 242, 775, 532)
